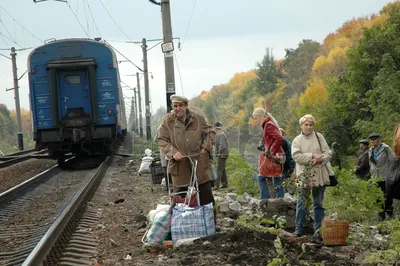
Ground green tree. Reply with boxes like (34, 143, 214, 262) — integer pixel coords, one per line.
(255, 48, 278, 94)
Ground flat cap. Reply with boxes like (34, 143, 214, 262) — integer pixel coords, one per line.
(368, 133, 381, 140)
(170, 95, 188, 103)
(359, 139, 369, 145)
(215, 121, 222, 128)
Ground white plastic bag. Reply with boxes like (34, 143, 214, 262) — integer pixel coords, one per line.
(144, 149, 152, 157)
(147, 204, 171, 223)
(138, 156, 154, 174)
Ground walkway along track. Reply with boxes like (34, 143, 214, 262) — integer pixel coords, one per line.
(0, 156, 111, 266)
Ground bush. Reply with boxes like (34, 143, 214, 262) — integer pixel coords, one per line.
(226, 148, 260, 196)
(324, 168, 384, 223)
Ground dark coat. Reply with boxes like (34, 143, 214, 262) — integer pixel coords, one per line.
(282, 138, 295, 178)
(355, 148, 370, 179)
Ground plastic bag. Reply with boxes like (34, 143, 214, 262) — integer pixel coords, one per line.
(171, 203, 215, 243)
(138, 156, 154, 174)
(146, 211, 172, 244)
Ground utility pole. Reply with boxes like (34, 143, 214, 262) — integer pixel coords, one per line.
(133, 88, 138, 135)
(161, 0, 176, 112)
(10, 47, 24, 150)
(142, 38, 151, 141)
(136, 73, 143, 138)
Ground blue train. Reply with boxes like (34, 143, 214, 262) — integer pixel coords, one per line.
(28, 38, 127, 165)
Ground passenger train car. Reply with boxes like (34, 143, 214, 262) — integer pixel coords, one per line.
(28, 38, 127, 165)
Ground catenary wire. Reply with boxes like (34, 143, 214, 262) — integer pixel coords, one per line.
(105, 41, 143, 72)
(174, 50, 184, 95)
(181, 0, 196, 48)
(65, 1, 89, 37)
(98, 0, 131, 40)
(86, 0, 101, 37)
(0, 5, 43, 43)
(83, 0, 91, 37)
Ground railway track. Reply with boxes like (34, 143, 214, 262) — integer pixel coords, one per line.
(0, 149, 48, 169)
(0, 155, 110, 266)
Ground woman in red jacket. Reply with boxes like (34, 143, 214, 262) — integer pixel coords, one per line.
(253, 108, 285, 199)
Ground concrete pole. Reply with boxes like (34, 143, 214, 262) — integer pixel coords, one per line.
(136, 73, 144, 137)
(161, 0, 176, 113)
(133, 88, 138, 134)
(11, 47, 24, 150)
(142, 38, 151, 141)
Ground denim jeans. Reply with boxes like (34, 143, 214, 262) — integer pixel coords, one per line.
(257, 175, 284, 199)
(295, 186, 325, 234)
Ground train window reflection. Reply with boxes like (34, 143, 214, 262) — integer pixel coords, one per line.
(66, 75, 81, 85)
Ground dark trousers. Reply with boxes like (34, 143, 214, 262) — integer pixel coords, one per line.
(378, 181, 393, 219)
(175, 181, 216, 224)
(216, 157, 228, 187)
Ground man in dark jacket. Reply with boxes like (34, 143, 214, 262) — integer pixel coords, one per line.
(355, 139, 370, 179)
(214, 122, 229, 189)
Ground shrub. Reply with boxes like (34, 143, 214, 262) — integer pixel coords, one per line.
(324, 168, 384, 223)
(226, 148, 260, 196)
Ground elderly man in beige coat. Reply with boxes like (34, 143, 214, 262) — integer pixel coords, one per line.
(158, 95, 216, 207)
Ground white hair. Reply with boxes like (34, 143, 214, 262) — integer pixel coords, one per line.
(299, 114, 316, 125)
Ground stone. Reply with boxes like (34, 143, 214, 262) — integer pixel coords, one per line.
(228, 202, 242, 212)
(226, 193, 237, 201)
(219, 202, 230, 213)
(214, 196, 224, 203)
(222, 217, 235, 227)
(236, 195, 249, 205)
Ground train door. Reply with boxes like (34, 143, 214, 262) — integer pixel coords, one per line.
(58, 71, 91, 118)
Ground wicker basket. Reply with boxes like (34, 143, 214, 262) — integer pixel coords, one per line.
(321, 220, 349, 246)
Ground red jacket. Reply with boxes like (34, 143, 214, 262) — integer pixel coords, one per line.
(262, 117, 284, 155)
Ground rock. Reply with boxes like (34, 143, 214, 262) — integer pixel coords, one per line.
(236, 195, 249, 205)
(219, 202, 230, 213)
(222, 217, 235, 227)
(228, 202, 241, 212)
(226, 193, 238, 201)
(214, 196, 224, 203)
(373, 233, 383, 241)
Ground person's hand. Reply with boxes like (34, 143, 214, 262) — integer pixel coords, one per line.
(310, 155, 323, 166)
(173, 151, 183, 161)
(201, 149, 208, 154)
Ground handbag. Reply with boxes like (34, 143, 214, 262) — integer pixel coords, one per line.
(315, 132, 339, 187)
(258, 152, 283, 177)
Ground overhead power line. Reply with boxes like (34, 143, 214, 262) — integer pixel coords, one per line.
(98, 0, 130, 40)
(181, 0, 196, 48)
(0, 32, 22, 48)
(86, 0, 101, 37)
(66, 1, 89, 37)
(0, 5, 43, 43)
(105, 41, 143, 72)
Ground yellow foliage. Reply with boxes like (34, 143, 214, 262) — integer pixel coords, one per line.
(228, 70, 257, 96)
(298, 78, 328, 117)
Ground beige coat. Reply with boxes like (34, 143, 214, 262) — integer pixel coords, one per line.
(292, 132, 332, 187)
(158, 109, 215, 187)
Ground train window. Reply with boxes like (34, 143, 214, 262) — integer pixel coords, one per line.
(66, 75, 81, 85)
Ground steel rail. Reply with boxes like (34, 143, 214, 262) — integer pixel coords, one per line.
(0, 164, 59, 206)
(22, 156, 111, 266)
(0, 150, 48, 169)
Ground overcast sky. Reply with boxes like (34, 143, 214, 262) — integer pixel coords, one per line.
(0, 0, 393, 115)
